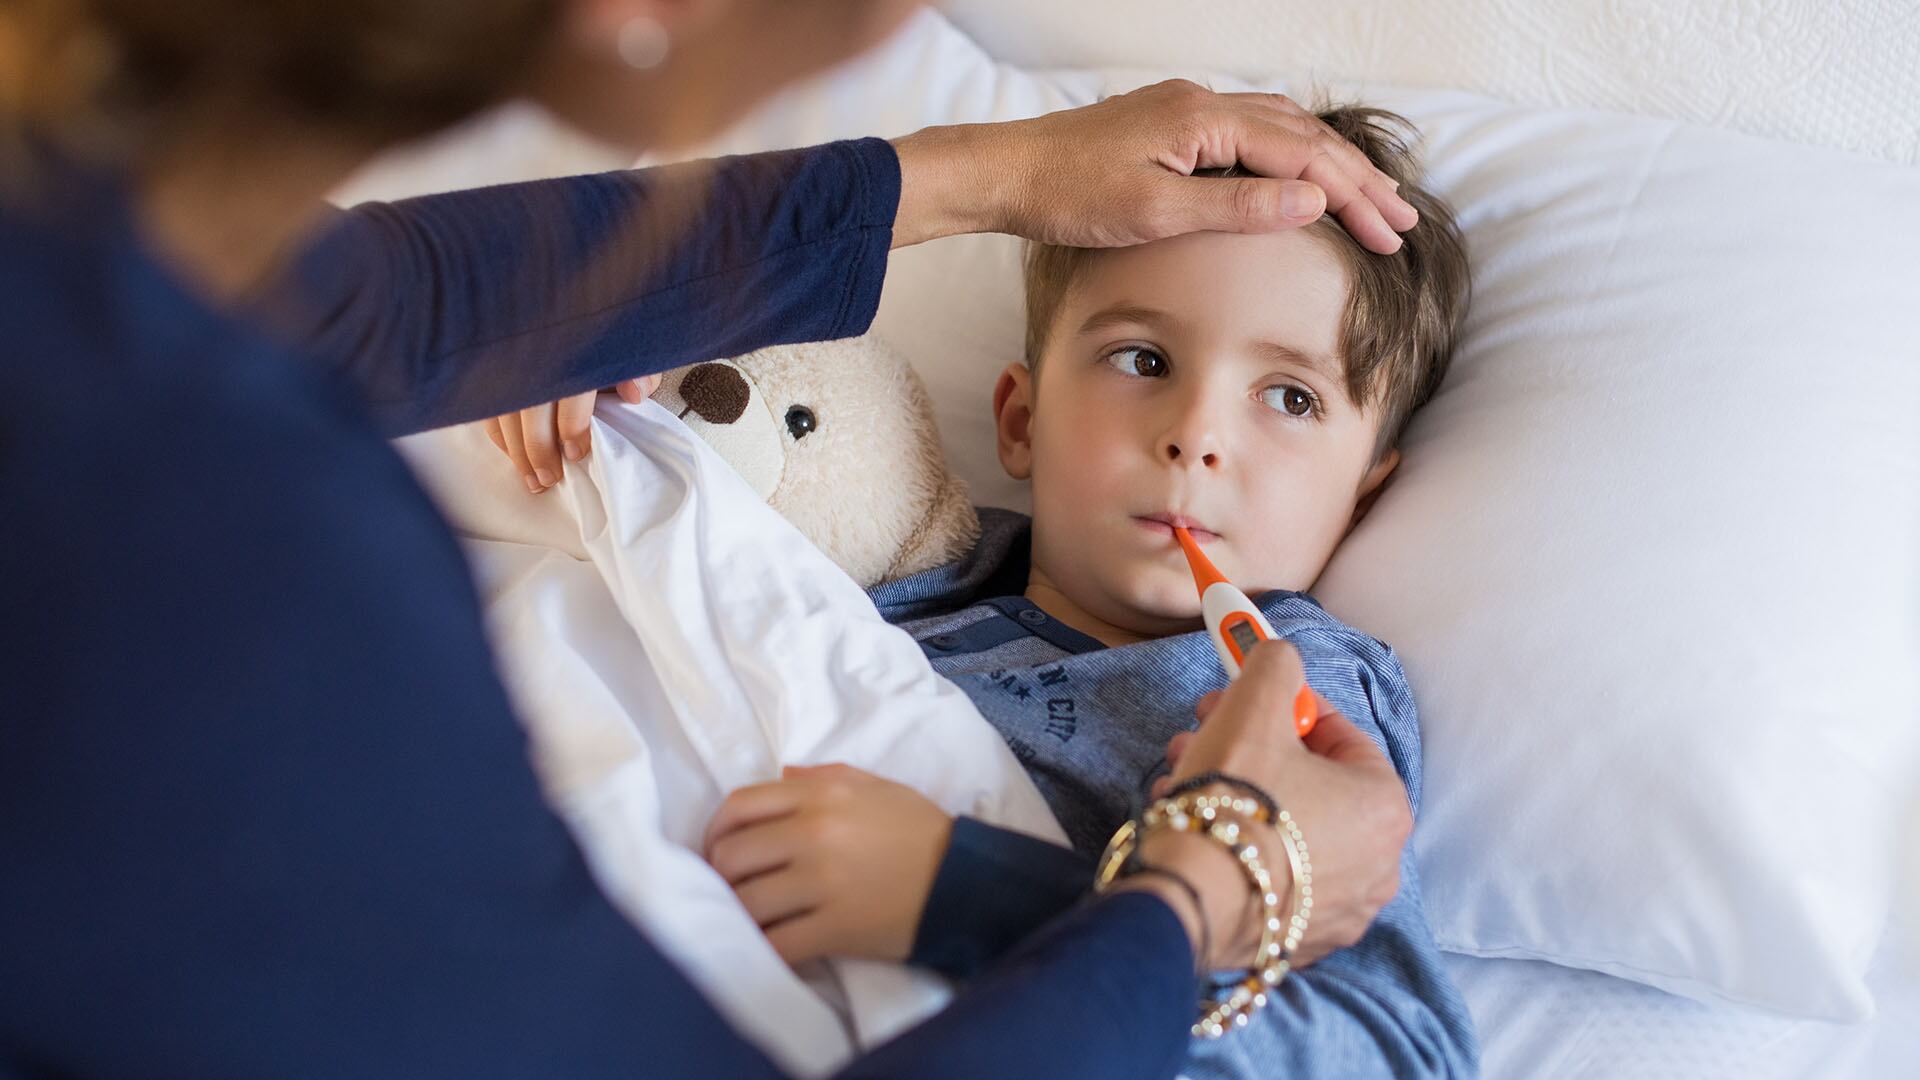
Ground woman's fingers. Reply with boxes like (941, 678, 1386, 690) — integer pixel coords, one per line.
(1229, 119, 1400, 253)
(1300, 704, 1394, 772)
(555, 391, 597, 463)
(987, 78, 1422, 255)
(1238, 92, 1418, 232)
(1215, 638, 1310, 738)
(1193, 689, 1223, 722)
(1159, 722, 1190, 764)
(482, 417, 508, 456)
(1222, 92, 1407, 198)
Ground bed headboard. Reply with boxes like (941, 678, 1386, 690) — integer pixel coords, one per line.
(941, 0, 1920, 165)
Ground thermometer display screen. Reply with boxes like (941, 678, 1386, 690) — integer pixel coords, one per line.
(1227, 619, 1261, 655)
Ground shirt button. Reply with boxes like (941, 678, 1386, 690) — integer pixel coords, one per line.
(1017, 608, 1047, 625)
(928, 634, 959, 650)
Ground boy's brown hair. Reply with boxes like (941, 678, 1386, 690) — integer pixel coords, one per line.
(1020, 104, 1470, 464)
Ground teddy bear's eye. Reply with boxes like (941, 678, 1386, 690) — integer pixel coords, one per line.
(785, 405, 817, 439)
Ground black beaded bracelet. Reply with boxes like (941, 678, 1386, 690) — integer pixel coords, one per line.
(1161, 770, 1278, 823)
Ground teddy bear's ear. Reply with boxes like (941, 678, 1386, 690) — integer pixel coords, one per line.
(883, 469, 980, 583)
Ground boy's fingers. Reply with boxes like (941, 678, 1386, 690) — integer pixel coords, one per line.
(703, 781, 807, 855)
(517, 403, 563, 489)
(764, 912, 832, 967)
(556, 391, 596, 462)
(707, 816, 811, 885)
(615, 375, 661, 404)
(482, 417, 508, 456)
(733, 868, 818, 930)
(496, 415, 540, 494)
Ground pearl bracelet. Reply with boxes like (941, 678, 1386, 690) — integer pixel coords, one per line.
(1094, 789, 1313, 1039)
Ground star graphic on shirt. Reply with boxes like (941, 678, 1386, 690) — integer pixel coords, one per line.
(1013, 685, 1032, 700)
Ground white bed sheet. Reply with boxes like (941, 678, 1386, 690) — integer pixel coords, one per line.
(1449, 923, 1920, 1079)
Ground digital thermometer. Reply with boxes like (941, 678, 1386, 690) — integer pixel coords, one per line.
(1173, 526, 1319, 738)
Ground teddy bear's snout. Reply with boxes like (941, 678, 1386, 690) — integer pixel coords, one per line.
(679, 362, 751, 425)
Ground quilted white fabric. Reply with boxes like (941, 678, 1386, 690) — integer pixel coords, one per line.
(944, 0, 1920, 164)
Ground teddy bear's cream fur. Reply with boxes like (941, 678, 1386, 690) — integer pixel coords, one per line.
(652, 335, 980, 588)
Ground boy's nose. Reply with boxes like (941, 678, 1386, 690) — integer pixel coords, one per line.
(1160, 434, 1221, 469)
(1156, 385, 1226, 468)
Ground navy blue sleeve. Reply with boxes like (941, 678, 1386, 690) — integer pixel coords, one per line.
(859, 892, 1194, 1080)
(275, 138, 898, 436)
(911, 816, 1096, 978)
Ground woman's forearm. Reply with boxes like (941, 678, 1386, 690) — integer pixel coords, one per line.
(888, 124, 1007, 249)
(281, 139, 899, 436)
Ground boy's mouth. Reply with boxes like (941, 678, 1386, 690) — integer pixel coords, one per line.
(1132, 513, 1220, 544)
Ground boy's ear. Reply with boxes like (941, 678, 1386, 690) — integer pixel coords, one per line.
(1349, 448, 1401, 530)
(992, 362, 1035, 481)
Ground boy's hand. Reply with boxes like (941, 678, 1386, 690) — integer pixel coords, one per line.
(481, 375, 661, 494)
(703, 763, 953, 967)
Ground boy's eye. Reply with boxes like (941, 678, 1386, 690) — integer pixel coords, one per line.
(1102, 346, 1169, 378)
(1260, 384, 1319, 418)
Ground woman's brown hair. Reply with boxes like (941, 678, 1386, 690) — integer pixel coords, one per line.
(1, 0, 560, 154)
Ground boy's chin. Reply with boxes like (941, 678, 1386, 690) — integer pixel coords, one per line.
(1108, 576, 1207, 631)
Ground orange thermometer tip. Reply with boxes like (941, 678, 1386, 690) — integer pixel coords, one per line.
(1172, 525, 1228, 594)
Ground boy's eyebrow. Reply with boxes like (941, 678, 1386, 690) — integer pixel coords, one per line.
(1248, 340, 1343, 383)
(1073, 301, 1343, 381)
(1073, 302, 1180, 339)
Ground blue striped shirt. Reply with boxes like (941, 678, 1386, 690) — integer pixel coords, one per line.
(879, 509, 1480, 1079)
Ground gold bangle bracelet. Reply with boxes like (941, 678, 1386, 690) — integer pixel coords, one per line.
(1094, 792, 1313, 1038)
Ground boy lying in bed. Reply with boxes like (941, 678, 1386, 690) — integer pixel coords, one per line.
(701, 106, 1478, 1078)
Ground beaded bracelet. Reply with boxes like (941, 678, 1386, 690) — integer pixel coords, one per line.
(1094, 788, 1313, 1038)
(1159, 771, 1278, 824)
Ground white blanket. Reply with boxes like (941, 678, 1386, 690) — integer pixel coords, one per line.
(397, 400, 1066, 1077)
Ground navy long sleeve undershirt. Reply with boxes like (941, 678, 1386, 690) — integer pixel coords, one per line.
(0, 139, 1194, 1078)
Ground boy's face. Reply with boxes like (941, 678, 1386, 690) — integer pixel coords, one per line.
(995, 228, 1398, 639)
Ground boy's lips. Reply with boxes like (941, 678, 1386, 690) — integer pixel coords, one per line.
(1133, 513, 1220, 543)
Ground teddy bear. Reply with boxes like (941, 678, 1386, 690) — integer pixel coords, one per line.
(649, 334, 980, 588)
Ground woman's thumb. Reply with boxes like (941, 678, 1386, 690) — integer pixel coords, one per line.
(1189, 176, 1326, 234)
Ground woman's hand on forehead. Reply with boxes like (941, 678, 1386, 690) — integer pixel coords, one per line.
(899, 79, 1417, 254)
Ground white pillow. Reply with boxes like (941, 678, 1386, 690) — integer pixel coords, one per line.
(645, 8, 1920, 1021)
